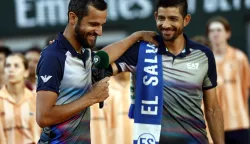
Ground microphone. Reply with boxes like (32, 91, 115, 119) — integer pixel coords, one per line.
(93, 51, 109, 109)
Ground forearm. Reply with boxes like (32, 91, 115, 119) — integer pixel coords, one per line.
(102, 32, 141, 64)
(205, 108, 224, 144)
(31, 116, 41, 142)
(248, 90, 250, 120)
(37, 93, 95, 128)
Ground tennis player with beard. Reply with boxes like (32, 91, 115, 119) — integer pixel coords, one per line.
(35, 0, 158, 143)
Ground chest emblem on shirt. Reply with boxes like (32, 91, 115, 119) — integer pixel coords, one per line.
(41, 75, 52, 83)
(187, 63, 199, 70)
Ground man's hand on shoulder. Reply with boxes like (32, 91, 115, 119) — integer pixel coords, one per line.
(49, 40, 55, 45)
(132, 31, 159, 47)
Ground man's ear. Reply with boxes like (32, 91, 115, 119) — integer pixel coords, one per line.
(184, 14, 191, 27)
(68, 12, 78, 25)
(154, 11, 158, 21)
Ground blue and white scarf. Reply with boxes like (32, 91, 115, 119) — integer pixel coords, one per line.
(128, 41, 163, 144)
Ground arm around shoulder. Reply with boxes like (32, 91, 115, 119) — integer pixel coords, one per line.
(101, 31, 158, 64)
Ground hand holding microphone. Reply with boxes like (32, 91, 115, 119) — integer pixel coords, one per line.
(89, 77, 110, 107)
(92, 51, 110, 109)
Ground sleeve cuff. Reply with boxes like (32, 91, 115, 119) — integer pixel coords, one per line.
(202, 84, 217, 90)
(36, 87, 59, 95)
(114, 61, 122, 73)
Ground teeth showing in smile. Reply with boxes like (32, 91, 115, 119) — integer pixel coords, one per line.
(89, 35, 95, 40)
(162, 30, 174, 35)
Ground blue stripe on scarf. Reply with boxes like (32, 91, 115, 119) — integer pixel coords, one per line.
(129, 41, 163, 144)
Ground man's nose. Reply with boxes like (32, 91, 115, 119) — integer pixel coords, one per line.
(95, 26, 103, 36)
(162, 20, 171, 29)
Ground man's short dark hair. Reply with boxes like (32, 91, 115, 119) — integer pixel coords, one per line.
(0, 46, 12, 57)
(68, 0, 107, 21)
(156, 0, 188, 18)
(25, 46, 42, 54)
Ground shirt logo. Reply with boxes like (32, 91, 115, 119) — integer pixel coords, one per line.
(187, 63, 199, 70)
(137, 133, 156, 144)
(93, 55, 100, 65)
(41, 75, 52, 83)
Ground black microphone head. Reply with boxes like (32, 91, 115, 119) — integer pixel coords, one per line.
(93, 51, 109, 69)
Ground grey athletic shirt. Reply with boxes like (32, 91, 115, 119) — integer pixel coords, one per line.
(114, 34, 217, 144)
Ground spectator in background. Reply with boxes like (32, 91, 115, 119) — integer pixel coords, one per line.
(207, 16, 250, 144)
(0, 46, 12, 88)
(25, 47, 41, 91)
(0, 53, 40, 144)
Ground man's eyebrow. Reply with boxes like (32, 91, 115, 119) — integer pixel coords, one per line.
(88, 22, 106, 25)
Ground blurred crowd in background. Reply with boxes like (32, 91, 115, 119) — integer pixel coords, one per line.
(0, 0, 249, 144)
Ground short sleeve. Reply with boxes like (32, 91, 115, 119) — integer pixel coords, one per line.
(203, 50, 217, 90)
(237, 50, 250, 101)
(239, 52, 250, 89)
(114, 42, 140, 73)
(36, 53, 64, 94)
